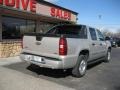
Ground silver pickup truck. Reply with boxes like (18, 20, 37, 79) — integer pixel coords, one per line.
(20, 24, 111, 77)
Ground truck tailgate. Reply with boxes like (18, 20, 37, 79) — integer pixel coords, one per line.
(22, 35, 60, 56)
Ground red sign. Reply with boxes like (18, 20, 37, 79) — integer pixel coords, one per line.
(51, 7, 71, 20)
(0, 0, 36, 12)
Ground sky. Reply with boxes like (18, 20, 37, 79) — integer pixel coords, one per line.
(45, 0, 120, 33)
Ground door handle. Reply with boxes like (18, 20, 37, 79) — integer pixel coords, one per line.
(100, 43, 102, 46)
(92, 43, 96, 46)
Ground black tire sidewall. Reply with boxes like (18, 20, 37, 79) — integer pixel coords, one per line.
(72, 55, 88, 77)
(104, 49, 111, 62)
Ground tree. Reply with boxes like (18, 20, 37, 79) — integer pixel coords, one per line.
(102, 29, 114, 37)
(115, 29, 120, 38)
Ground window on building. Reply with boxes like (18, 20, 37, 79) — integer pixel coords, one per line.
(2, 16, 36, 39)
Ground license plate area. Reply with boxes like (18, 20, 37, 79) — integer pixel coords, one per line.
(24, 55, 45, 63)
(24, 55, 32, 61)
(33, 56, 42, 62)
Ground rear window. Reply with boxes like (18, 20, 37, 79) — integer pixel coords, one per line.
(47, 25, 87, 38)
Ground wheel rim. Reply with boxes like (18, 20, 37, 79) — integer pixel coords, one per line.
(79, 60, 87, 75)
(107, 52, 111, 60)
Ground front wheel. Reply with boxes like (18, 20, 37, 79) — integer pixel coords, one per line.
(72, 55, 88, 78)
(104, 49, 111, 62)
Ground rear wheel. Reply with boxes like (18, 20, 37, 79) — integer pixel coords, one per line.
(72, 55, 88, 78)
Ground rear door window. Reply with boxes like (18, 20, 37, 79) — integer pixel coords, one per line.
(89, 28, 97, 40)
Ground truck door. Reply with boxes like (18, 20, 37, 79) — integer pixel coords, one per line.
(96, 30, 107, 57)
(89, 28, 101, 60)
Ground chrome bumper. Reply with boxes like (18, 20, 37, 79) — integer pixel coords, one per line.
(20, 54, 64, 69)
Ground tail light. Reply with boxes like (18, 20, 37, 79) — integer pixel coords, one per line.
(59, 36, 67, 55)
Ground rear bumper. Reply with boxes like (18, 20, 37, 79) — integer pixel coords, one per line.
(20, 54, 64, 69)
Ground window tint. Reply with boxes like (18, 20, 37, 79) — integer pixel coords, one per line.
(97, 30, 105, 41)
(47, 25, 87, 38)
(89, 28, 97, 40)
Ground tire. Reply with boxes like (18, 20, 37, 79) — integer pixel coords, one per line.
(72, 55, 88, 78)
(104, 49, 111, 63)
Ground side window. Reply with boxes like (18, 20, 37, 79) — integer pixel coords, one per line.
(78, 26, 87, 39)
(89, 28, 97, 40)
(97, 30, 105, 41)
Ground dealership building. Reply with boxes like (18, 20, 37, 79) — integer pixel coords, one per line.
(0, 0, 78, 58)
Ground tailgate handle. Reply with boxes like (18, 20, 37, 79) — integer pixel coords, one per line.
(36, 36, 43, 41)
(36, 42, 41, 45)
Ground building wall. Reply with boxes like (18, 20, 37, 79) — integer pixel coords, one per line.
(0, 40, 22, 58)
(36, 3, 77, 22)
(0, 14, 2, 41)
(0, 15, 22, 58)
(0, 1, 77, 23)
